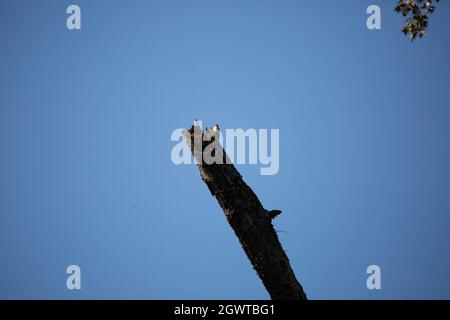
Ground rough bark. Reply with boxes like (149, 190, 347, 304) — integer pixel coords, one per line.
(184, 124, 307, 300)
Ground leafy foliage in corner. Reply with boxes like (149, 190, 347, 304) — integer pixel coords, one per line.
(394, 0, 442, 40)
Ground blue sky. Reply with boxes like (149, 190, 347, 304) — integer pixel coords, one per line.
(1, 0, 450, 299)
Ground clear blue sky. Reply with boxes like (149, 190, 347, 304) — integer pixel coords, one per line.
(1, 0, 450, 299)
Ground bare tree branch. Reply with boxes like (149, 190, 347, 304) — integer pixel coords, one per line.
(183, 124, 307, 300)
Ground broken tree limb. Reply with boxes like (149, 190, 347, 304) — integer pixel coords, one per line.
(184, 124, 307, 300)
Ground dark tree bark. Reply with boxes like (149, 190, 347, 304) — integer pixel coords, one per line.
(184, 124, 307, 300)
